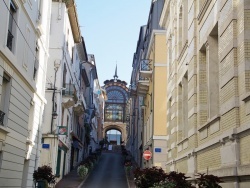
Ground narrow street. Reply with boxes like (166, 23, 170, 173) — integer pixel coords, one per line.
(81, 151, 128, 188)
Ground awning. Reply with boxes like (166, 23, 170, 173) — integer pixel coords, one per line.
(58, 139, 69, 152)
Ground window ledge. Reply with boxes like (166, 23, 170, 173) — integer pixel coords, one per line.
(0, 126, 9, 139)
(197, 0, 212, 23)
(242, 92, 250, 102)
(177, 137, 188, 146)
(0, 126, 9, 150)
(198, 115, 220, 131)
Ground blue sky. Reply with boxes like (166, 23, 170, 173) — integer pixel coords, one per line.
(75, 1, 151, 86)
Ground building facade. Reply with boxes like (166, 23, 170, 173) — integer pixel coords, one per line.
(129, 0, 167, 169)
(0, 0, 51, 187)
(128, 25, 147, 167)
(40, 0, 88, 183)
(159, 0, 250, 187)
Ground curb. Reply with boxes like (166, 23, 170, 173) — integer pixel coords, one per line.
(77, 172, 90, 188)
(125, 168, 130, 188)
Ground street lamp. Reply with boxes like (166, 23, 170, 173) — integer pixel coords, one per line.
(51, 60, 61, 133)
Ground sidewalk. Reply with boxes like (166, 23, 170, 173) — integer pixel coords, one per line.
(55, 168, 83, 188)
(55, 148, 136, 188)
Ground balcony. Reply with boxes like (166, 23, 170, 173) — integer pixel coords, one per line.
(137, 76, 150, 96)
(140, 59, 152, 78)
(73, 100, 84, 116)
(62, 83, 77, 108)
(129, 84, 137, 97)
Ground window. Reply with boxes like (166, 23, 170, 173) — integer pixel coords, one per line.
(178, 2, 188, 57)
(0, 73, 11, 126)
(27, 103, 34, 139)
(105, 104, 124, 122)
(33, 42, 39, 80)
(182, 73, 188, 138)
(206, 24, 219, 119)
(0, 151, 3, 171)
(178, 6, 183, 55)
(7, 0, 17, 51)
(22, 25, 31, 70)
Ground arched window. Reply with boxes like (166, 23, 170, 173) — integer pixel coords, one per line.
(104, 85, 128, 122)
(105, 104, 123, 122)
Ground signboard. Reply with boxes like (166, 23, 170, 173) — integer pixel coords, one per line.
(58, 126, 67, 135)
(42, 144, 50, 149)
(155, 148, 162, 153)
(143, 150, 152, 160)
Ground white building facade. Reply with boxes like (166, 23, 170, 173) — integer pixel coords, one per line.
(0, 0, 51, 187)
(40, 0, 87, 183)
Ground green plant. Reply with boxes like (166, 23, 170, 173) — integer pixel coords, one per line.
(77, 165, 88, 179)
(166, 171, 194, 188)
(124, 161, 133, 173)
(196, 173, 222, 188)
(133, 167, 168, 188)
(33, 165, 56, 184)
(152, 180, 176, 188)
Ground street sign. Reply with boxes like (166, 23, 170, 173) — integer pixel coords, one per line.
(42, 144, 50, 149)
(143, 150, 152, 160)
(58, 126, 68, 135)
(155, 148, 161, 153)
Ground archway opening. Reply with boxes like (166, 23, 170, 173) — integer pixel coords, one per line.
(106, 129, 122, 146)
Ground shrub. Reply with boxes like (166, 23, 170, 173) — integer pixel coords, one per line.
(33, 165, 56, 184)
(166, 171, 194, 188)
(134, 167, 168, 188)
(124, 161, 133, 172)
(196, 173, 223, 188)
(152, 180, 176, 188)
(77, 165, 88, 179)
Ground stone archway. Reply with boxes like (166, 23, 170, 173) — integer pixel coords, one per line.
(103, 122, 127, 144)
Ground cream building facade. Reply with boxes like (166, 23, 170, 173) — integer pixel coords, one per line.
(131, 0, 168, 169)
(0, 0, 51, 187)
(159, 0, 250, 187)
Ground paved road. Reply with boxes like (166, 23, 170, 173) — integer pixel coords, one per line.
(80, 152, 128, 188)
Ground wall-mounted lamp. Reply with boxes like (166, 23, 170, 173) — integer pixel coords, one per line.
(52, 111, 58, 119)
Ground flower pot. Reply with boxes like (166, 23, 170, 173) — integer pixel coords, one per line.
(36, 180, 48, 188)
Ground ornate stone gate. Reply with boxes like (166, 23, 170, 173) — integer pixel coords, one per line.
(103, 122, 127, 143)
(102, 67, 128, 145)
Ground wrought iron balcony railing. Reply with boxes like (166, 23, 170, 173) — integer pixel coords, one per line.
(7, 30, 14, 51)
(140, 59, 152, 78)
(0, 110, 5, 126)
(140, 59, 152, 71)
(62, 83, 75, 96)
(138, 76, 150, 82)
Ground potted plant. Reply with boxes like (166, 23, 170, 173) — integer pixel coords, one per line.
(124, 161, 133, 174)
(77, 165, 89, 179)
(33, 165, 56, 188)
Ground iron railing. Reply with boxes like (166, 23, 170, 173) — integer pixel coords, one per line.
(140, 59, 152, 71)
(62, 83, 75, 96)
(0, 110, 5, 125)
(7, 30, 14, 51)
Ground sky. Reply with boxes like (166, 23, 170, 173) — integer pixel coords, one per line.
(75, 1, 151, 86)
